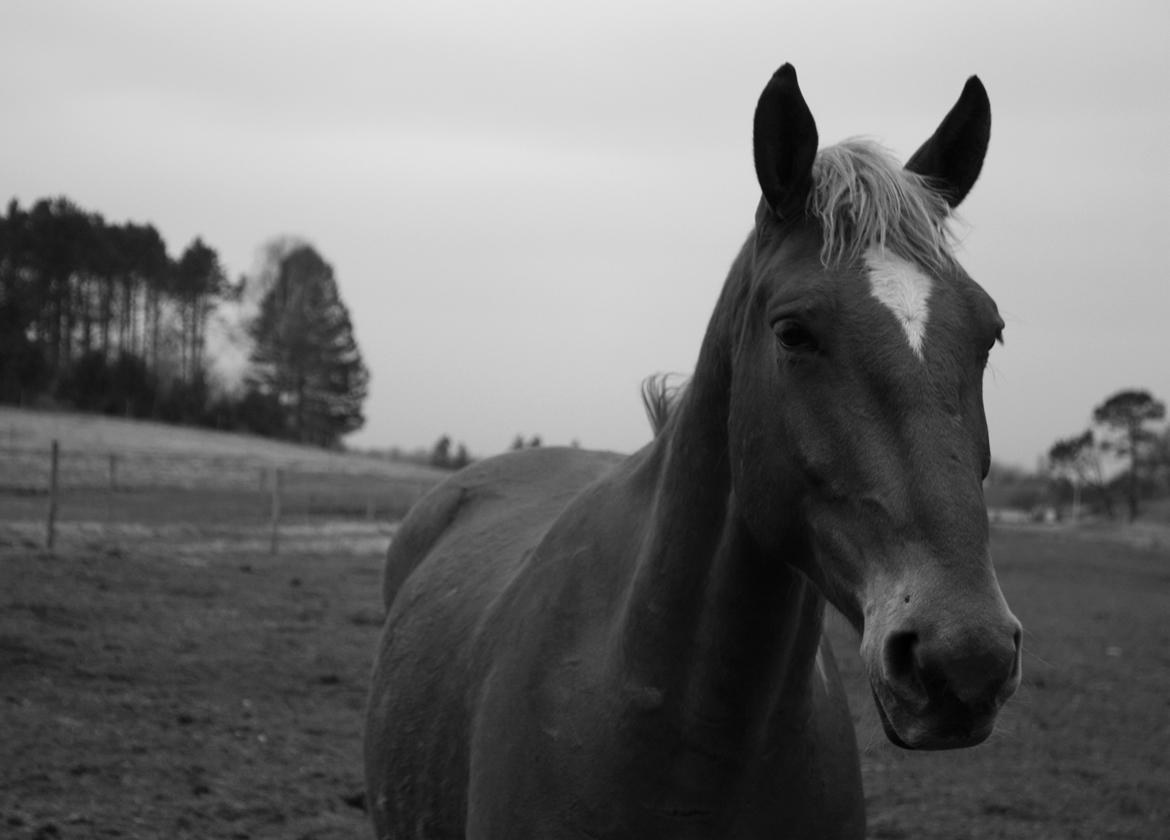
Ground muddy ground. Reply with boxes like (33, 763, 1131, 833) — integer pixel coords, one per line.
(1, 526, 1167, 839)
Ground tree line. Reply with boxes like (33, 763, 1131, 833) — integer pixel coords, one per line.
(1046, 388, 1168, 521)
(0, 196, 368, 448)
(419, 433, 548, 471)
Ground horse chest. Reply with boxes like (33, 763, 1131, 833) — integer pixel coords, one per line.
(463, 661, 864, 840)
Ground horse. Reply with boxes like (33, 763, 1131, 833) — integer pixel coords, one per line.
(365, 63, 1022, 840)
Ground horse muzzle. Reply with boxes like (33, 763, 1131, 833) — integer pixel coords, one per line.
(863, 608, 1022, 750)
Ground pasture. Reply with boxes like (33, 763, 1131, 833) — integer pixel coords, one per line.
(0, 407, 444, 550)
(1, 523, 1166, 838)
(0, 407, 442, 479)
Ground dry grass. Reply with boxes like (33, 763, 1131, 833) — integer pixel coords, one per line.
(0, 407, 446, 536)
(0, 406, 446, 482)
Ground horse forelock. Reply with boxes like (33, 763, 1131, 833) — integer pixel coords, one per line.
(809, 139, 956, 275)
(647, 144, 954, 437)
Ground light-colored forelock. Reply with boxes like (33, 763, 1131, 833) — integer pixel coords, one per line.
(644, 144, 955, 438)
(809, 139, 956, 273)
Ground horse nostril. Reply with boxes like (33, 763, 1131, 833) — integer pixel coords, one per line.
(1009, 625, 1024, 681)
(919, 628, 1019, 707)
(883, 630, 920, 691)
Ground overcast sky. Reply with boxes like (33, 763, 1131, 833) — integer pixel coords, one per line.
(2, 1, 1166, 467)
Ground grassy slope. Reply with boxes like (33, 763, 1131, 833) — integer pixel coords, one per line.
(0, 406, 446, 480)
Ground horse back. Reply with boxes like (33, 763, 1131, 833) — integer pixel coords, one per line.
(381, 446, 622, 609)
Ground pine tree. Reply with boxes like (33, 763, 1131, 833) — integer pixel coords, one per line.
(247, 244, 368, 447)
(174, 236, 224, 385)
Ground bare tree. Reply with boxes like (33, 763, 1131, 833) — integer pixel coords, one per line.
(1047, 430, 1112, 519)
(1092, 389, 1166, 521)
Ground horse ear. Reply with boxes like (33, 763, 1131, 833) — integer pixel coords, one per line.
(905, 76, 990, 208)
(754, 64, 819, 220)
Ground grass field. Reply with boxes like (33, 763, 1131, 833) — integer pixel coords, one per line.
(0, 407, 444, 481)
(0, 407, 445, 539)
(1, 525, 1167, 839)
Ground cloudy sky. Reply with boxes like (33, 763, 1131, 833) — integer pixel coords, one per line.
(2, 1, 1166, 467)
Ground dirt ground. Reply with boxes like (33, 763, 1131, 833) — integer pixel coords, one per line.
(1, 535, 383, 839)
(1, 525, 1167, 839)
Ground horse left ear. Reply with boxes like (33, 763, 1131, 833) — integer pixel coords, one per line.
(905, 76, 990, 208)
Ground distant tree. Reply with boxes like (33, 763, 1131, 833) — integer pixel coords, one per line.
(108, 351, 157, 417)
(56, 350, 112, 412)
(235, 386, 286, 438)
(1152, 426, 1170, 495)
(174, 237, 226, 385)
(117, 222, 170, 366)
(508, 434, 544, 451)
(451, 443, 472, 470)
(0, 203, 40, 403)
(24, 197, 95, 372)
(0, 207, 46, 401)
(0, 195, 242, 425)
(1047, 429, 1112, 519)
(1092, 389, 1166, 521)
(247, 244, 369, 447)
(157, 374, 212, 425)
(1006, 483, 1047, 513)
(985, 460, 1031, 486)
(0, 331, 44, 405)
(430, 435, 452, 469)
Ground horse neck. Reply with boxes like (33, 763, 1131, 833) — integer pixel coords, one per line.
(613, 242, 826, 739)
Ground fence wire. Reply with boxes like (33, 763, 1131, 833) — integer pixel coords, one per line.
(0, 443, 442, 554)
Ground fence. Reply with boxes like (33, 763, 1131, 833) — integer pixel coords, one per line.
(0, 440, 442, 555)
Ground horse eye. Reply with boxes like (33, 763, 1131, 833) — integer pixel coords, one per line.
(775, 320, 818, 353)
(978, 328, 1003, 366)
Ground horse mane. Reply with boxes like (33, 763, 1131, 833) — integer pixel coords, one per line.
(809, 139, 956, 273)
(641, 373, 689, 436)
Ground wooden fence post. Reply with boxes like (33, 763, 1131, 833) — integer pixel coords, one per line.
(269, 467, 282, 555)
(45, 440, 59, 551)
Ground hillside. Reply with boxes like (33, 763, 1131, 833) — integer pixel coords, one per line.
(0, 407, 445, 481)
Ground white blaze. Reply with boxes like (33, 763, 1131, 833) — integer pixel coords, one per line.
(863, 248, 933, 360)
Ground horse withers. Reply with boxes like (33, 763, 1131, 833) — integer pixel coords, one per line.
(365, 64, 1021, 839)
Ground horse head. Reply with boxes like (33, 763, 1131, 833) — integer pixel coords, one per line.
(729, 65, 1021, 750)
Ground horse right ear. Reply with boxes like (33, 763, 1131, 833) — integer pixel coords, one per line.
(904, 76, 990, 208)
(753, 64, 819, 220)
